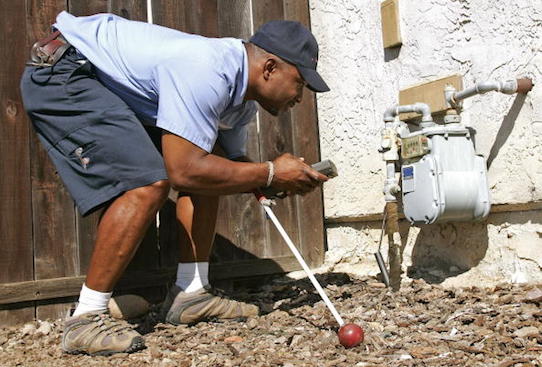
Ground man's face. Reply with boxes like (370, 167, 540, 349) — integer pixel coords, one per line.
(258, 59, 306, 116)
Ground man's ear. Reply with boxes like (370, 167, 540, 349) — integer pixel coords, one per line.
(263, 58, 278, 81)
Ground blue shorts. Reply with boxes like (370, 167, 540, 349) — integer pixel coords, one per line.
(20, 48, 168, 216)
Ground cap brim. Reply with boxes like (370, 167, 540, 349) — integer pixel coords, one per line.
(298, 66, 330, 92)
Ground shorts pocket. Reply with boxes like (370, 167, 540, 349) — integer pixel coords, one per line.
(55, 128, 118, 191)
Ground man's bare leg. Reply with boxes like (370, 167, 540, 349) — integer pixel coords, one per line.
(175, 194, 219, 292)
(86, 180, 170, 290)
(161, 193, 258, 324)
(72, 180, 169, 317)
(177, 194, 219, 262)
(63, 180, 169, 355)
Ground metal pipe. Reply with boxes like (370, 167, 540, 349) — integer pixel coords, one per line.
(385, 202, 402, 291)
(383, 102, 432, 123)
(374, 251, 390, 286)
(374, 210, 390, 287)
(448, 78, 533, 107)
(383, 162, 399, 202)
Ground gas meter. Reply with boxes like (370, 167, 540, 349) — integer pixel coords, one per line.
(380, 78, 533, 225)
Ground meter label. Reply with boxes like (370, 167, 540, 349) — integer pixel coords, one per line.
(402, 165, 416, 193)
(403, 166, 414, 180)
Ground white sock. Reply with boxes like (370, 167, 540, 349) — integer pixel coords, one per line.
(175, 262, 209, 293)
(72, 284, 112, 317)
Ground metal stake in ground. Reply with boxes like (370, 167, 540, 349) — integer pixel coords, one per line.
(255, 192, 345, 327)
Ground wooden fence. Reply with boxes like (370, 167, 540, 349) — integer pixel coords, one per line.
(0, 0, 325, 326)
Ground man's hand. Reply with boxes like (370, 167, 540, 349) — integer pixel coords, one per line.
(270, 153, 328, 196)
(162, 133, 327, 196)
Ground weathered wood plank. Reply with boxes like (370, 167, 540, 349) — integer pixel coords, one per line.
(217, 0, 251, 39)
(210, 256, 301, 281)
(68, 0, 108, 16)
(0, 256, 300, 305)
(381, 0, 402, 48)
(283, 0, 325, 267)
(0, 0, 36, 325)
(399, 74, 463, 120)
(152, 0, 186, 30)
(26, 0, 77, 323)
(213, 0, 267, 264)
(251, 0, 301, 259)
(110, 0, 147, 21)
(184, 0, 218, 37)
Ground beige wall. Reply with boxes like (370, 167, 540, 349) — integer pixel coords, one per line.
(309, 0, 542, 286)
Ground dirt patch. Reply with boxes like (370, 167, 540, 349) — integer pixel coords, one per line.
(1, 274, 541, 367)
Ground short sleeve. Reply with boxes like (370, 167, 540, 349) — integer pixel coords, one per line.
(154, 61, 230, 153)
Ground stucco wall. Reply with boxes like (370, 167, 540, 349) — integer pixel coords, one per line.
(309, 0, 542, 286)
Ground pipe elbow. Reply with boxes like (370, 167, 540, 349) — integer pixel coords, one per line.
(383, 105, 398, 122)
(497, 80, 517, 94)
(413, 102, 432, 122)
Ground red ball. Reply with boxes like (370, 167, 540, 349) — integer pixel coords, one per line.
(338, 323, 364, 348)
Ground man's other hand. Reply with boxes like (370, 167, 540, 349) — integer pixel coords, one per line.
(270, 153, 328, 196)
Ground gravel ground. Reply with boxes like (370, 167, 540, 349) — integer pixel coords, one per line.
(1, 274, 541, 367)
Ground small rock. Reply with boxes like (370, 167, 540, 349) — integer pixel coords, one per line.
(246, 318, 258, 329)
(36, 321, 52, 335)
(524, 288, 542, 303)
(367, 322, 384, 332)
(21, 323, 36, 336)
(150, 347, 163, 359)
(289, 334, 303, 347)
(514, 326, 540, 338)
(410, 346, 438, 359)
(224, 336, 244, 343)
(369, 282, 386, 288)
(496, 294, 515, 304)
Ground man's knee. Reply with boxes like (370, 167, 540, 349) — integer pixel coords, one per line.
(149, 179, 170, 201)
(130, 179, 170, 204)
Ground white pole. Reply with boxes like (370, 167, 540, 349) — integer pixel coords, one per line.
(262, 204, 345, 327)
(146, 0, 153, 24)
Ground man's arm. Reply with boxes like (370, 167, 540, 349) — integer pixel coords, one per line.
(162, 132, 327, 196)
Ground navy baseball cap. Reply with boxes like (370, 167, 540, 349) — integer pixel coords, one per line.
(249, 20, 330, 93)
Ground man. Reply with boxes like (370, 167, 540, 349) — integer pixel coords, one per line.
(21, 11, 329, 356)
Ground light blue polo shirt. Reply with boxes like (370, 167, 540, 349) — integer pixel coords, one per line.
(55, 11, 257, 159)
